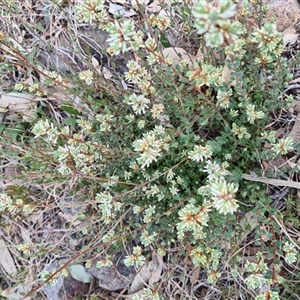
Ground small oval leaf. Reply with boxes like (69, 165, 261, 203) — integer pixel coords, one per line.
(70, 264, 93, 283)
(61, 105, 80, 116)
(64, 117, 77, 126)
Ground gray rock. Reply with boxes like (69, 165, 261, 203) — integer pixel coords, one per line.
(37, 25, 133, 75)
(87, 250, 135, 291)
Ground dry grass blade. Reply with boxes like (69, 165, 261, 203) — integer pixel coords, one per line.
(242, 173, 300, 189)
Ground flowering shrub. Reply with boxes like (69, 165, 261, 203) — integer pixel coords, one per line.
(0, 0, 299, 299)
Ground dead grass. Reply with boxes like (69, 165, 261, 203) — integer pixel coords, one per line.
(1, 0, 300, 299)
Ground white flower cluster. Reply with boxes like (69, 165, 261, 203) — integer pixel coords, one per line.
(79, 70, 93, 85)
(96, 191, 122, 224)
(188, 143, 213, 162)
(251, 22, 283, 57)
(177, 199, 210, 240)
(123, 246, 145, 268)
(124, 93, 150, 115)
(95, 113, 115, 131)
(210, 180, 239, 215)
(246, 104, 266, 124)
(32, 119, 61, 144)
(195, 158, 239, 215)
(125, 60, 150, 84)
(32, 119, 106, 176)
(107, 20, 144, 55)
(133, 125, 170, 168)
(124, 60, 154, 95)
(193, 0, 243, 47)
(75, 0, 107, 24)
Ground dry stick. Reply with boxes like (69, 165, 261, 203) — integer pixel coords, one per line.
(284, 84, 300, 92)
(242, 173, 300, 189)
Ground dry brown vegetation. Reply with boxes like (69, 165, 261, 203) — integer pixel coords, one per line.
(1, 1, 300, 299)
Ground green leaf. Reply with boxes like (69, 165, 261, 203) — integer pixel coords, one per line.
(64, 117, 77, 126)
(61, 105, 80, 115)
(4, 124, 25, 140)
(70, 264, 94, 283)
(160, 32, 171, 48)
(0, 124, 6, 133)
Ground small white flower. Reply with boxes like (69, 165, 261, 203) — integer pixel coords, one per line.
(57, 164, 72, 175)
(124, 93, 150, 115)
(169, 185, 179, 196)
(229, 109, 238, 117)
(32, 119, 51, 137)
(107, 20, 136, 55)
(272, 137, 294, 155)
(133, 130, 166, 168)
(283, 241, 298, 264)
(204, 160, 229, 181)
(246, 104, 266, 124)
(145, 37, 157, 51)
(137, 120, 146, 129)
(216, 89, 232, 109)
(188, 144, 213, 162)
(140, 230, 157, 246)
(96, 113, 115, 132)
(77, 119, 93, 133)
(231, 123, 251, 139)
(145, 184, 160, 198)
(177, 202, 209, 240)
(124, 246, 145, 268)
(150, 103, 164, 119)
(79, 70, 93, 85)
(166, 169, 175, 182)
(125, 60, 149, 83)
(211, 181, 239, 215)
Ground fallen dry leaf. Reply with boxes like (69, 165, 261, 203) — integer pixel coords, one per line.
(282, 31, 299, 46)
(20, 227, 32, 245)
(286, 100, 300, 144)
(103, 66, 113, 80)
(118, 289, 145, 299)
(147, 0, 163, 13)
(0, 238, 17, 274)
(128, 252, 163, 294)
(219, 210, 258, 251)
(108, 1, 137, 17)
(0, 92, 39, 121)
(148, 252, 163, 288)
(131, 0, 151, 7)
(221, 55, 237, 86)
(221, 65, 232, 85)
(288, 119, 300, 145)
(162, 47, 195, 68)
(128, 264, 153, 294)
(27, 210, 44, 226)
(236, 211, 258, 245)
(190, 267, 201, 285)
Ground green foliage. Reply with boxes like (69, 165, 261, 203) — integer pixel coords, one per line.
(0, 0, 299, 298)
